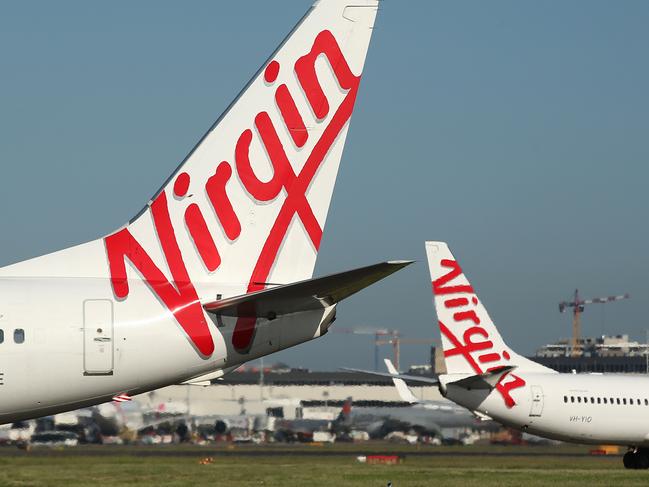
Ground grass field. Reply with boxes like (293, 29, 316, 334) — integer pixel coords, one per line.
(0, 444, 645, 487)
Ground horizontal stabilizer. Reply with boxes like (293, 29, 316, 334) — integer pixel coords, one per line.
(448, 366, 516, 391)
(203, 261, 413, 318)
(341, 367, 439, 386)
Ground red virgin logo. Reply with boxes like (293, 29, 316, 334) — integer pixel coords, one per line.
(434, 259, 525, 408)
(104, 30, 362, 358)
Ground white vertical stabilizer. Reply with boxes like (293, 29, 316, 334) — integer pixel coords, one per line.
(0, 1, 381, 359)
(0, 0, 380, 294)
(425, 242, 554, 375)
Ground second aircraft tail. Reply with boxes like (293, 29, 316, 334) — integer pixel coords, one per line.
(425, 242, 554, 376)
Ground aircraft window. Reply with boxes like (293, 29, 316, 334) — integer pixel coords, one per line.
(630, 399, 634, 405)
(563, 396, 568, 403)
(645, 399, 648, 406)
(616, 398, 621, 405)
(583, 397, 588, 403)
(0, 329, 3, 343)
(577, 397, 582, 403)
(597, 397, 601, 404)
(590, 397, 594, 404)
(603, 398, 607, 404)
(13, 329, 24, 344)
(623, 398, 627, 405)
(570, 396, 575, 403)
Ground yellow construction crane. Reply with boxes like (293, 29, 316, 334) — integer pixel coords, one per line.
(559, 289, 630, 357)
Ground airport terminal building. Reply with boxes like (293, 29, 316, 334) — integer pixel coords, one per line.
(148, 334, 649, 418)
(148, 367, 442, 419)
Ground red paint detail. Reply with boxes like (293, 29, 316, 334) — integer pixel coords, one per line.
(444, 297, 468, 309)
(264, 61, 280, 83)
(496, 374, 526, 408)
(104, 192, 214, 357)
(442, 326, 494, 359)
(439, 320, 525, 408)
(439, 321, 483, 373)
(276, 84, 308, 148)
(206, 162, 241, 241)
(471, 297, 478, 305)
(230, 300, 261, 352)
(478, 352, 501, 363)
(295, 30, 359, 120)
(235, 126, 287, 201)
(185, 203, 221, 272)
(231, 316, 258, 351)
(432, 259, 474, 295)
(231, 30, 361, 352)
(453, 310, 481, 324)
(502, 350, 511, 360)
(105, 30, 361, 357)
(233, 110, 322, 350)
(174, 172, 190, 197)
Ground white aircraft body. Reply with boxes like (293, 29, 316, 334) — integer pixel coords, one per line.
(422, 241, 649, 469)
(0, 0, 411, 425)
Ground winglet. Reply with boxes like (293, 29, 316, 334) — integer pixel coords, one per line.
(384, 359, 419, 404)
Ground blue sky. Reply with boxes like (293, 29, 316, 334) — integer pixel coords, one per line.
(1, 1, 648, 370)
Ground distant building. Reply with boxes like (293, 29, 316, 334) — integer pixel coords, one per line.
(431, 346, 446, 375)
(532, 334, 649, 374)
(429, 336, 649, 375)
(176, 365, 444, 419)
(530, 355, 648, 374)
(535, 334, 649, 358)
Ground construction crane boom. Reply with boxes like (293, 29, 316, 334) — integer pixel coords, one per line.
(559, 289, 630, 357)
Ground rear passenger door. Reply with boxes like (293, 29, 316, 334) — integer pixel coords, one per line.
(83, 300, 114, 375)
(529, 385, 544, 417)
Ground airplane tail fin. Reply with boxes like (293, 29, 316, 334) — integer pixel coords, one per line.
(383, 359, 418, 404)
(336, 397, 353, 423)
(0, 1, 382, 361)
(104, 0, 380, 296)
(1, 0, 380, 298)
(425, 242, 554, 375)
